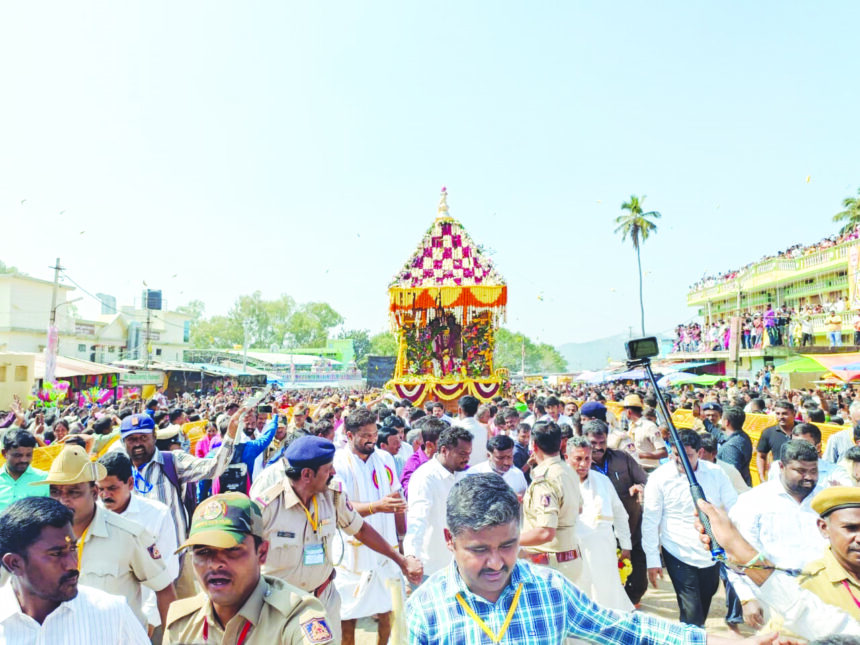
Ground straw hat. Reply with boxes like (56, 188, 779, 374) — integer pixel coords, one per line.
(30, 445, 107, 487)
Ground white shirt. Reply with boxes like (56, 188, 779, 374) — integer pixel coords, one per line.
(397, 441, 414, 459)
(824, 426, 854, 464)
(98, 494, 179, 628)
(453, 417, 488, 466)
(538, 413, 573, 428)
(333, 447, 401, 573)
(104, 495, 179, 580)
(728, 478, 827, 602)
(579, 470, 632, 550)
(765, 458, 853, 488)
(755, 572, 860, 639)
(642, 460, 738, 569)
(466, 461, 528, 496)
(0, 583, 149, 645)
(716, 460, 750, 494)
(403, 457, 463, 576)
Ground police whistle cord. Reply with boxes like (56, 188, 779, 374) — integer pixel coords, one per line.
(628, 354, 725, 562)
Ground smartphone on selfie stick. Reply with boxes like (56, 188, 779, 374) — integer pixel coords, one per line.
(624, 337, 725, 561)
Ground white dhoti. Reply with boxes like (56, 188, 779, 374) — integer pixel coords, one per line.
(577, 522, 633, 612)
(334, 558, 401, 620)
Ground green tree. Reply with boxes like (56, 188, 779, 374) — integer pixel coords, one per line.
(339, 329, 372, 363)
(0, 261, 21, 274)
(350, 330, 397, 375)
(177, 299, 206, 321)
(833, 188, 860, 235)
(615, 195, 661, 336)
(284, 302, 343, 348)
(494, 328, 567, 374)
(368, 331, 398, 356)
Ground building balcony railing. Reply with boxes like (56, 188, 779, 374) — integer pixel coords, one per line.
(687, 240, 858, 305)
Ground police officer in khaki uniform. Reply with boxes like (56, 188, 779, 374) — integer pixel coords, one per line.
(623, 394, 667, 471)
(250, 435, 422, 644)
(164, 492, 333, 644)
(31, 445, 176, 629)
(797, 487, 860, 620)
(520, 420, 584, 583)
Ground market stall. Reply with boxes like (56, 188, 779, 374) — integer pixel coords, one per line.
(385, 188, 508, 405)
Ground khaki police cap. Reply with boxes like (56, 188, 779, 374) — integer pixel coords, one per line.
(30, 445, 107, 486)
(811, 486, 860, 518)
(622, 394, 644, 408)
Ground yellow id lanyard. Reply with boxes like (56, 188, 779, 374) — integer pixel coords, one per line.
(455, 583, 523, 644)
(76, 524, 91, 566)
(299, 497, 319, 533)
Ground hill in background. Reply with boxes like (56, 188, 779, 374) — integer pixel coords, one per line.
(558, 331, 673, 372)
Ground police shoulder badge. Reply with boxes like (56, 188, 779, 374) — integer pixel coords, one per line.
(541, 494, 551, 507)
(301, 617, 334, 643)
(199, 500, 225, 521)
(147, 544, 162, 560)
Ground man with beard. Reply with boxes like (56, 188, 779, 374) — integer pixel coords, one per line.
(332, 409, 417, 645)
(0, 497, 149, 643)
(585, 419, 649, 606)
(164, 492, 334, 645)
(0, 429, 49, 512)
(728, 439, 828, 629)
(251, 435, 421, 644)
(31, 445, 176, 629)
(405, 426, 474, 578)
(755, 400, 796, 480)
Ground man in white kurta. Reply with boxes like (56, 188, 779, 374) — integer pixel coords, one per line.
(332, 409, 407, 644)
(567, 436, 633, 611)
(404, 426, 473, 578)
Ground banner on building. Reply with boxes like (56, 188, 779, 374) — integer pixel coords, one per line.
(849, 246, 860, 310)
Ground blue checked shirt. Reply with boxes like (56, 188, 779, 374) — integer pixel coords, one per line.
(407, 560, 706, 645)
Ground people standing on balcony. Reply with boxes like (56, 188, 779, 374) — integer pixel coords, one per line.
(764, 304, 777, 346)
(826, 309, 843, 348)
(751, 314, 763, 348)
(835, 296, 846, 313)
(801, 307, 815, 346)
(777, 305, 791, 346)
(853, 310, 860, 346)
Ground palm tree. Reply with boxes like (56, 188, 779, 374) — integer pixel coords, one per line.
(615, 195, 661, 335)
(833, 188, 860, 235)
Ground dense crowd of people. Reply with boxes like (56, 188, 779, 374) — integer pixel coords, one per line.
(672, 300, 860, 352)
(1, 380, 860, 644)
(688, 227, 860, 292)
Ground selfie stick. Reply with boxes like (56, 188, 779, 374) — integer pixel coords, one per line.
(625, 340, 725, 561)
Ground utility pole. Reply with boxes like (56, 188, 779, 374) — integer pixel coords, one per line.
(49, 258, 63, 326)
(143, 302, 152, 369)
(45, 258, 64, 383)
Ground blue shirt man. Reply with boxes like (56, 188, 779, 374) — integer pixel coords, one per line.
(408, 472, 764, 645)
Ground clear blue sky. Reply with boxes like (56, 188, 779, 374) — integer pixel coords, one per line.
(3, 2, 859, 347)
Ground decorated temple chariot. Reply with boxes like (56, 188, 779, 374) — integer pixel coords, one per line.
(385, 188, 508, 405)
